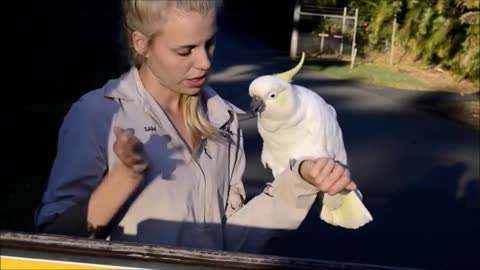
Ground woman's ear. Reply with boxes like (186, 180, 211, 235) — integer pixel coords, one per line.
(132, 31, 149, 58)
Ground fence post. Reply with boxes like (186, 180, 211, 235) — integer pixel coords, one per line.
(350, 47, 357, 72)
(290, 0, 301, 59)
(390, 14, 397, 65)
(339, 7, 347, 56)
(318, 33, 329, 53)
(350, 8, 359, 68)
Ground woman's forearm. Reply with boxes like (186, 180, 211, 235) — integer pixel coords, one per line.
(87, 164, 143, 234)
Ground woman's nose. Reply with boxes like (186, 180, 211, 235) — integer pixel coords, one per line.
(195, 48, 211, 70)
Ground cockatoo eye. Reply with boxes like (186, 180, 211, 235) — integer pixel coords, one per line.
(269, 93, 277, 98)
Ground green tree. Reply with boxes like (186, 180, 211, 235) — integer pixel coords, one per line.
(349, 0, 403, 49)
(307, 0, 479, 83)
(351, 0, 479, 83)
(451, 10, 480, 82)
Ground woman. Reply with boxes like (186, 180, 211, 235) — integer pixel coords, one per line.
(34, 0, 357, 253)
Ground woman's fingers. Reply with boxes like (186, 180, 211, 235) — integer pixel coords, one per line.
(327, 175, 351, 195)
(318, 159, 335, 181)
(113, 127, 146, 169)
(300, 158, 357, 195)
(320, 163, 345, 193)
(345, 181, 358, 191)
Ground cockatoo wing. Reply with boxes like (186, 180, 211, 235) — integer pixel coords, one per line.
(320, 190, 373, 229)
(296, 86, 373, 229)
(258, 124, 289, 178)
(296, 85, 347, 165)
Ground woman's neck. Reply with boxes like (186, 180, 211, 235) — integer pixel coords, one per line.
(138, 64, 181, 114)
(137, 64, 200, 150)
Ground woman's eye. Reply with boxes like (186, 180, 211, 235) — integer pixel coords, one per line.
(269, 93, 276, 98)
(177, 49, 192, 56)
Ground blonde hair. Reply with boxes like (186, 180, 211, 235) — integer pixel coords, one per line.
(123, 0, 225, 143)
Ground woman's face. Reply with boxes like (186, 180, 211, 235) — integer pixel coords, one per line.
(141, 9, 217, 96)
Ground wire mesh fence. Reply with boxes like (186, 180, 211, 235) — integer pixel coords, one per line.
(290, 0, 358, 62)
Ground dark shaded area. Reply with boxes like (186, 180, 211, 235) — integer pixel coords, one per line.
(221, 0, 297, 51)
(210, 70, 479, 270)
(14, 1, 127, 105)
(263, 157, 480, 270)
(7, 1, 128, 235)
(2, 231, 414, 270)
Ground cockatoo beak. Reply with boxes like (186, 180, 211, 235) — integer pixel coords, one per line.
(250, 96, 266, 114)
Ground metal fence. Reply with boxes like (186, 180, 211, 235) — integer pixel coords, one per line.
(290, 0, 358, 63)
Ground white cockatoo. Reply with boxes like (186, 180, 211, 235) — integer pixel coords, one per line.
(249, 52, 372, 229)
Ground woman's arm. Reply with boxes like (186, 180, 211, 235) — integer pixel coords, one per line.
(87, 127, 147, 237)
(223, 129, 354, 253)
(40, 163, 142, 238)
(35, 97, 147, 238)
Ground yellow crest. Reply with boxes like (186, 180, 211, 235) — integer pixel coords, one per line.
(274, 52, 305, 82)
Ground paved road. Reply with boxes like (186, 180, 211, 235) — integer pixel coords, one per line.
(209, 13, 480, 270)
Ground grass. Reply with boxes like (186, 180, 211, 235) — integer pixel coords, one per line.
(306, 59, 479, 129)
(309, 62, 432, 91)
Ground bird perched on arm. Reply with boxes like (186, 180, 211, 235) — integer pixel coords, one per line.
(249, 52, 372, 229)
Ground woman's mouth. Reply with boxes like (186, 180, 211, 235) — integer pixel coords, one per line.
(186, 75, 207, 88)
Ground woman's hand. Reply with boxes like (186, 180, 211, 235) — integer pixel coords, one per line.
(87, 127, 148, 230)
(113, 127, 148, 177)
(299, 158, 357, 195)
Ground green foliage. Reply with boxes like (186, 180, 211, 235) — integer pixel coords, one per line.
(311, 63, 432, 90)
(452, 12, 480, 83)
(314, 0, 346, 6)
(346, 0, 480, 84)
(418, 7, 434, 36)
(307, 0, 479, 84)
(349, 0, 402, 49)
(400, 3, 422, 46)
(435, 0, 451, 15)
(455, 0, 480, 9)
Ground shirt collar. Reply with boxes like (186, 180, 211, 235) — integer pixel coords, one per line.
(103, 67, 245, 128)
